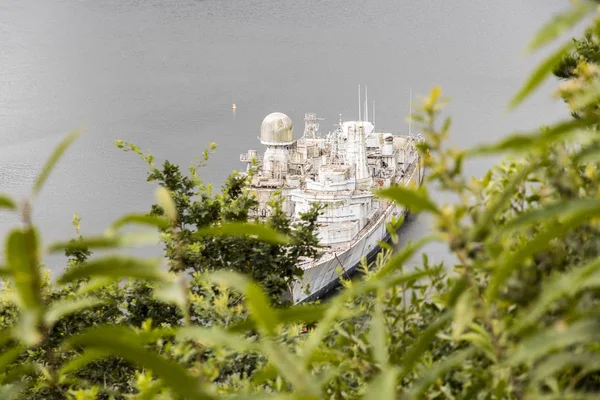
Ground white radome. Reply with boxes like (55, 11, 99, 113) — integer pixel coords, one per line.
(260, 112, 294, 144)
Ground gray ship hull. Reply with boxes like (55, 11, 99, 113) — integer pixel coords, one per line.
(292, 162, 423, 303)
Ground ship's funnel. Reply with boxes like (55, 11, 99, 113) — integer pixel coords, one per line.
(355, 125, 369, 181)
(345, 122, 370, 182)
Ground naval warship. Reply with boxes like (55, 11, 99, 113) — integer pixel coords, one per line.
(239, 88, 425, 303)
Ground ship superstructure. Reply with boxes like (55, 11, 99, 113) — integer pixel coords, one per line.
(240, 91, 424, 303)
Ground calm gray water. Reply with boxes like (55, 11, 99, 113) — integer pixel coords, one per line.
(1, 0, 572, 273)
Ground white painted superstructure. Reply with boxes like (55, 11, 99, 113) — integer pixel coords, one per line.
(239, 90, 424, 303)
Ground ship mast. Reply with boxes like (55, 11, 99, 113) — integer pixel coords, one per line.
(303, 113, 323, 139)
(329, 113, 344, 165)
(409, 87, 412, 135)
(373, 101, 375, 128)
(365, 85, 368, 122)
(358, 84, 361, 121)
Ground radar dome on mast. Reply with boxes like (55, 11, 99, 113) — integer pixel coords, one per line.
(260, 112, 294, 145)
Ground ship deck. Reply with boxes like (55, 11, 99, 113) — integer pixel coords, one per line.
(296, 160, 420, 271)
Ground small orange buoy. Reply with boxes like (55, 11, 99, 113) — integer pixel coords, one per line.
(232, 103, 237, 110)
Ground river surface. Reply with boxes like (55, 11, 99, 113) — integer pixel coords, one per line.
(1, 0, 572, 273)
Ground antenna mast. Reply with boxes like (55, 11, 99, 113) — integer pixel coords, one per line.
(365, 86, 369, 122)
(409, 87, 412, 135)
(358, 84, 361, 121)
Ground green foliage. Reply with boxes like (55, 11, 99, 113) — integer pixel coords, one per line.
(33, 128, 82, 198)
(115, 140, 321, 305)
(0, 195, 16, 211)
(509, 0, 596, 109)
(525, 0, 595, 54)
(4, 3, 600, 399)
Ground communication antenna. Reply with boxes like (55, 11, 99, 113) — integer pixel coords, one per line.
(358, 84, 361, 121)
(373, 101, 375, 127)
(365, 86, 369, 122)
(409, 87, 412, 135)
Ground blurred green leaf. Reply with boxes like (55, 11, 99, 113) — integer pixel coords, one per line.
(110, 213, 170, 231)
(525, 0, 594, 53)
(573, 140, 600, 163)
(0, 267, 10, 278)
(177, 326, 260, 352)
(0, 363, 36, 386)
(58, 256, 166, 284)
(156, 186, 177, 223)
(368, 293, 388, 367)
(44, 297, 104, 326)
(33, 128, 81, 197)
(531, 351, 600, 384)
(570, 76, 600, 111)
(229, 303, 330, 333)
(223, 394, 303, 400)
(46, 231, 160, 254)
(302, 269, 432, 362)
(249, 363, 279, 386)
(47, 236, 125, 254)
(208, 271, 279, 336)
(498, 198, 600, 235)
(225, 322, 322, 396)
(470, 162, 536, 242)
(273, 303, 327, 325)
(73, 277, 114, 295)
(15, 309, 42, 347)
(512, 257, 600, 333)
(261, 340, 321, 397)
(444, 275, 469, 307)
(5, 228, 42, 311)
(455, 323, 496, 362)
(534, 391, 600, 399)
(136, 327, 177, 344)
(399, 310, 453, 380)
(194, 222, 293, 245)
(154, 279, 187, 312)
(481, 169, 493, 187)
(409, 348, 475, 397)
(0, 346, 25, 373)
(467, 116, 596, 157)
(0, 195, 16, 211)
(451, 289, 474, 341)
(301, 304, 355, 364)
(486, 213, 591, 300)
(507, 319, 600, 366)
(361, 367, 399, 400)
(0, 331, 12, 348)
(59, 349, 111, 375)
(376, 185, 440, 214)
(66, 326, 215, 399)
(137, 380, 169, 400)
(373, 233, 442, 279)
(509, 40, 575, 109)
(0, 383, 23, 400)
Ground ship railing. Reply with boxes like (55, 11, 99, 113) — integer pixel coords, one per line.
(240, 153, 264, 162)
